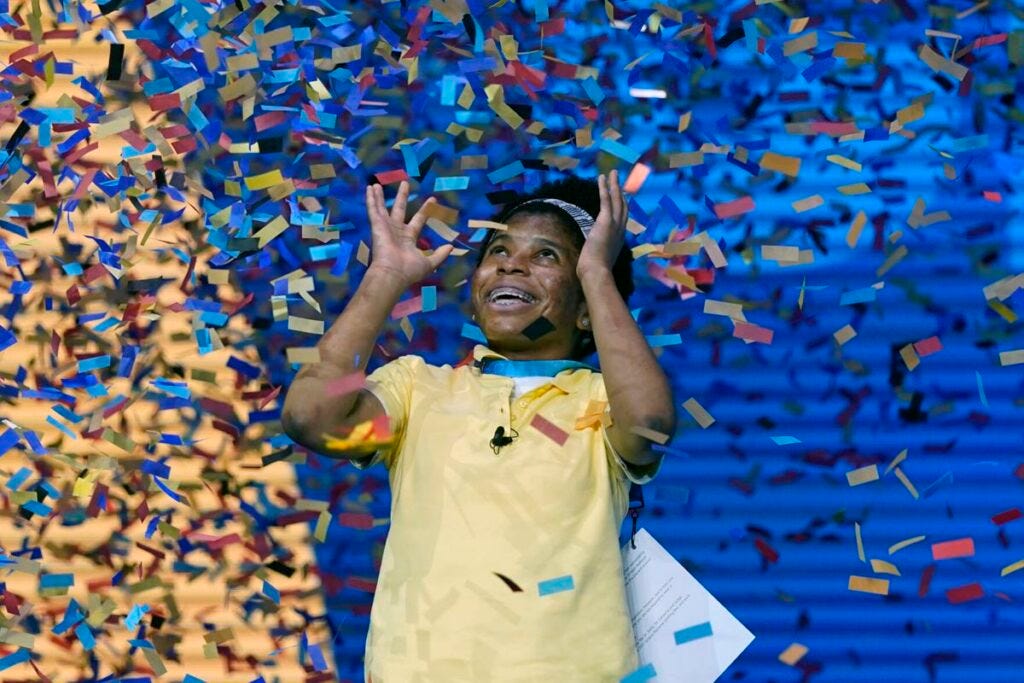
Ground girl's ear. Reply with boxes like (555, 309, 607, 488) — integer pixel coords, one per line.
(575, 298, 590, 331)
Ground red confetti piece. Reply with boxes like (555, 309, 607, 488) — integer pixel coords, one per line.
(912, 336, 943, 356)
(713, 195, 755, 219)
(918, 564, 935, 597)
(982, 190, 1002, 202)
(346, 576, 377, 593)
(530, 414, 569, 446)
(338, 513, 374, 530)
(931, 538, 975, 560)
(946, 582, 984, 604)
(992, 508, 1022, 525)
(733, 321, 774, 344)
(754, 538, 779, 563)
(374, 169, 409, 185)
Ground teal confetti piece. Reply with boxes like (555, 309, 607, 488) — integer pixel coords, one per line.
(183, 675, 205, 683)
(620, 663, 657, 683)
(461, 322, 488, 343)
(674, 620, 714, 644)
(645, 334, 682, 347)
(599, 138, 641, 163)
(263, 579, 280, 603)
(581, 77, 605, 104)
(78, 355, 111, 372)
(487, 160, 526, 184)
(976, 371, 988, 407)
(40, 573, 74, 589)
(421, 286, 437, 312)
(537, 574, 574, 596)
(125, 604, 150, 630)
(7, 467, 31, 490)
(770, 435, 801, 445)
(433, 175, 469, 191)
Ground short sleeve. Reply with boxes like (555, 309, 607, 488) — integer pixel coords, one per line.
(591, 373, 664, 486)
(348, 354, 421, 471)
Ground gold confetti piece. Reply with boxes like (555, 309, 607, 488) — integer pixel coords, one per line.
(779, 643, 808, 666)
(1001, 559, 1024, 577)
(893, 467, 920, 499)
(460, 155, 489, 169)
(254, 215, 290, 247)
(206, 269, 230, 285)
(833, 42, 866, 59)
(762, 245, 800, 262)
(696, 232, 728, 268)
(244, 169, 285, 191)
(982, 273, 1024, 301)
(999, 350, 1024, 366)
(855, 522, 866, 562)
(682, 397, 715, 428)
(876, 244, 908, 277)
(357, 240, 370, 266)
(895, 101, 925, 126)
(788, 17, 810, 33)
(870, 559, 901, 576)
(629, 425, 671, 444)
(400, 316, 414, 342)
(826, 154, 862, 172)
(837, 182, 871, 195)
(669, 151, 704, 167)
(899, 343, 920, 371)
(759, 151, 801, 176)
(287, 316, 325, 335)
(792, 195, 824, 213)
(884, 448, 908, 475)
(286, 347, 321, 364)
(849, 575, 890, 595)
(889, 535, 926, 555)
(783, 31, 818, 55)
(314, 510, 331, 542)
(846, 210, 867, 248)
(917, 44, 969, 81)
(846, 464, 879, 486)
(678, 111, 692, 132)
(907, 197, 952, 228)
(833, 324, 857, 345)
(704, 299, 746, 320)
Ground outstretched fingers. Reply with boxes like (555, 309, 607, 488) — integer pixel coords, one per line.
(391, 180, 409, 223)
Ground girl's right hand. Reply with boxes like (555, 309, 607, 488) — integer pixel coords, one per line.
(365, 181, 454, 287)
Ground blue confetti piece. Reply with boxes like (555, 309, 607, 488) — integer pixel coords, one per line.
(839, 286, 877, 305)
(125, 604, 151, 630)
(183, 675, 205, 683)
(0, 325, 15, 352)
(75, 622, 96, 650)
(581, 76, 605, 104)
(78, 354, 112, 372)
(770, 435, 801, 445)
(0, 648, 30, 672)
(0, 429, 20, 457)
(976, 371, 988, 407)
(674, 620, 713, 644)
(263, 579, 280, 604)
(620, 663, 657, 683)
(308, 642, 329, 671)
(537, 574, 574, 596)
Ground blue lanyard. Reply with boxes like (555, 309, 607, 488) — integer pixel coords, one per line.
(480, 358, 593, 377)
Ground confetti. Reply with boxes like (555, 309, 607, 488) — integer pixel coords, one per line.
(848, 576, 890, 596)
(779, 643, 809, 666)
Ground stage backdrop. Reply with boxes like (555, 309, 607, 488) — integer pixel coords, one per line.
(1, 0, 1022, 682)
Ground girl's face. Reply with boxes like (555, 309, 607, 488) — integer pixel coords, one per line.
(470, 213, 589, 360)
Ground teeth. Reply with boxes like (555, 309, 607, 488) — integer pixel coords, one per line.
(488, 287, 535, 303)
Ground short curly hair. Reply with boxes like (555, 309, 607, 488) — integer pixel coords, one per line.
(473, 174, 635, 360)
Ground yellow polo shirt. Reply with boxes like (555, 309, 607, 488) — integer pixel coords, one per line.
(351, 345, 662, 682)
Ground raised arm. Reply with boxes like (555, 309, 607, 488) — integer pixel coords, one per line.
(282, 181, 453, 457)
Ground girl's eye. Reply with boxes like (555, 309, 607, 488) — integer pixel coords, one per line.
(488, 245, 506, 255)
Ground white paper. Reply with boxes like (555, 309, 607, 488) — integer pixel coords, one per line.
(621, 528, 755, 682)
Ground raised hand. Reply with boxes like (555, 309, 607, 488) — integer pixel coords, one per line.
(365, 180, 454, 287)
(576, 169, 627, 278)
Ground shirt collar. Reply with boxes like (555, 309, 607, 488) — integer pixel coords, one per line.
(470, 344, 596, 391)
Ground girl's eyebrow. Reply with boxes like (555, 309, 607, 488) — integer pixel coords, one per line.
(489, 234, 569, 253)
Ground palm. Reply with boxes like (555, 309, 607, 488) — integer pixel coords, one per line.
(577, 170, 627, 276)
(366, 181, 453, 286)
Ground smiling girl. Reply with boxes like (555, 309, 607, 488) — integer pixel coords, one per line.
(283, 171, 676, 681)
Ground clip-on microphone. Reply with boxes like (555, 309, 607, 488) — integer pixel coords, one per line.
(490, 425, 518, 454)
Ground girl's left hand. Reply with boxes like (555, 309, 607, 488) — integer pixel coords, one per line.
(576, 169, 627, 277)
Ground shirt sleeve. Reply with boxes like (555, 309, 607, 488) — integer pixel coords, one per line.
(592, 373, 664, 486)
(348, 354, 421, 471)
